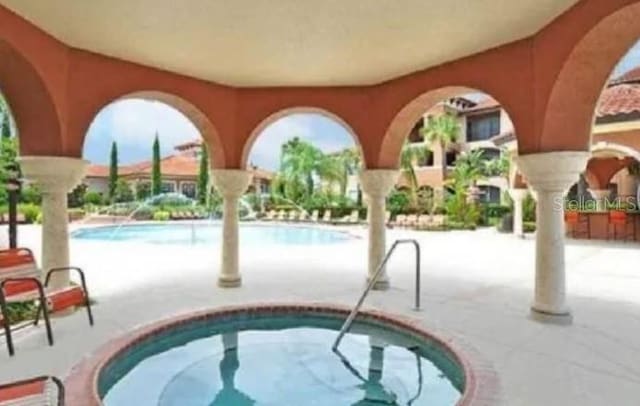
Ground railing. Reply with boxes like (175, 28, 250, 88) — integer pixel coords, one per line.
(332, 239, 421, 351)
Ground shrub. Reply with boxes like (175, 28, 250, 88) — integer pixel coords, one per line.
(153, 210, 170, 221)
(482, 203, 511, 219)
(524, 221, 536, 233)
(20, 185, 42, 205)
(132, 206, 156, 221)
(114, 179, 134, 203)
(84, 191, 103, 206)
(18, 203, 41, 223)
(523, 194, 536, 222)
(68, 208, 86, 222)
(5, 301, 37, 324)
(387, 189, 410, 215)
(68, 184, 87, 208)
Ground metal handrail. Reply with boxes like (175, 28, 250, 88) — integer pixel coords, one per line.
(332, 239, 421, 351)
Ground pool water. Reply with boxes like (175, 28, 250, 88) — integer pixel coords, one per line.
(72, 224, 353, 246)
(100, 313, 463, 405)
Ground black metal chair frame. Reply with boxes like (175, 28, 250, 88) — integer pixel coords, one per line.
(0, 267, 93, 356)
(0, 375, 65, 405)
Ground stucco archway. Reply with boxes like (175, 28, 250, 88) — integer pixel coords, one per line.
(0, 40, 63, 156)
(378, 86, 520, 168)
(241, 106, 365, 169)
(78, 91, 225, 167)
(541, 2, 640, 153)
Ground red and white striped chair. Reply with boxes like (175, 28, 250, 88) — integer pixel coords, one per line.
(0, 248, 94, 356)
(0, 376, 64, 405)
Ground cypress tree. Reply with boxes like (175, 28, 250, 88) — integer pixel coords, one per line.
(108, 141, 118, 200)
(1, 115, 10, 139)
(197, 142, 209, 204)
(151, 133, 162, 195)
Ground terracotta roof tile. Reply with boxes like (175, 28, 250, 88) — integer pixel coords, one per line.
(596, 84, 640, 118)
(610, 67, 640, 86)
(85, 165, 109, 177)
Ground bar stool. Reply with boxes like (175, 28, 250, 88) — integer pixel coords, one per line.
(564, 210, 590, 239)
(607, 210, 635, 241)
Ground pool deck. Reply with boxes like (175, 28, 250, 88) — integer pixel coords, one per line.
(1, 223, 640, 405)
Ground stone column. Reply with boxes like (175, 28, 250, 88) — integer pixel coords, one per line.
(514, 151, 589, 324)
(589, 189, 609, 211)
(19, 157, 88, 289)
(509, 188, 527, 238)
(211, 170, 251, 288)
(359, 170, 399, 290)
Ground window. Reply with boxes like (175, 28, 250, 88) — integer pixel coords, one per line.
(467, 112, 501, 142)
(407, 120, 423, 143)
(161, 182, 176, 193)
(445, 151, 457, 166)
(479, 185, 501, 204)
(181, 182, 196, 198)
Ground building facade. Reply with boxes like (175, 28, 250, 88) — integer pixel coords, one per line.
(85, 140, 273, 199)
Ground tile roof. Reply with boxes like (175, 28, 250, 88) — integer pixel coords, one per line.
(609, 67, 640, 86)
(464, 96, 500, 113)
(596, 83, 640, 118)
(86, 154, 274, 180)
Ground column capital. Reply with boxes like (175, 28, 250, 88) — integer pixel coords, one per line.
(19, 156, 88, 193)
(589, 188, 610, 199)
(211, 169, 251, 199)
(359, 169, 399, 198)
(514, 151, 589, 193)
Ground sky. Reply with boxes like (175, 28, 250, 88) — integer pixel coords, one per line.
(77, 38, 640, 170)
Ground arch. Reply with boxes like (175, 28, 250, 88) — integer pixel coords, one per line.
(240, 106, 365, 169)
(0, 39, 63, 155)
(79, 90, 225, 167)
(378, 86, 520, 168)
(591, 141, 640, 162)
(540, 2, 640, 152)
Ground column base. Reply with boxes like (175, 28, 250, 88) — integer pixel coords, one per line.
(367, 277, 390, 291)
(217, 276, 242, 288)
(529, 307, 572, 325)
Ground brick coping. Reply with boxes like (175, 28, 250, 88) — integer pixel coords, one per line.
(64, 303, 500, 405)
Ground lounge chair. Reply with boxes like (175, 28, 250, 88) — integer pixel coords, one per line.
(288, 210, 298, 222)
(0, 376, 64, 405)
(310, 210, 319, 222)
(264, 210, 277, 221)
(298, 211, 308, 222)
(277, 210, 286, 221)
(322, 210, 332, 223)
(339, 210, 360, 224)
(0, 248, 94, 356)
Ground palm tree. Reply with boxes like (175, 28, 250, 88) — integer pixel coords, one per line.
(400, 141, 431, 209)
(279, 137, 325, 200)
(452, 149, 486, 188)
(332, 147, 361, 198)
(484, 149, 510, 181)
(421, 113, 460, 173)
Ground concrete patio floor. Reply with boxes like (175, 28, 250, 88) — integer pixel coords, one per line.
(1, 224, 639, 405)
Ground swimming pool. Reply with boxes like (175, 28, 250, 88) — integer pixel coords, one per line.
(71, 223, 354, 245)
(82, 305, 471, 406)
